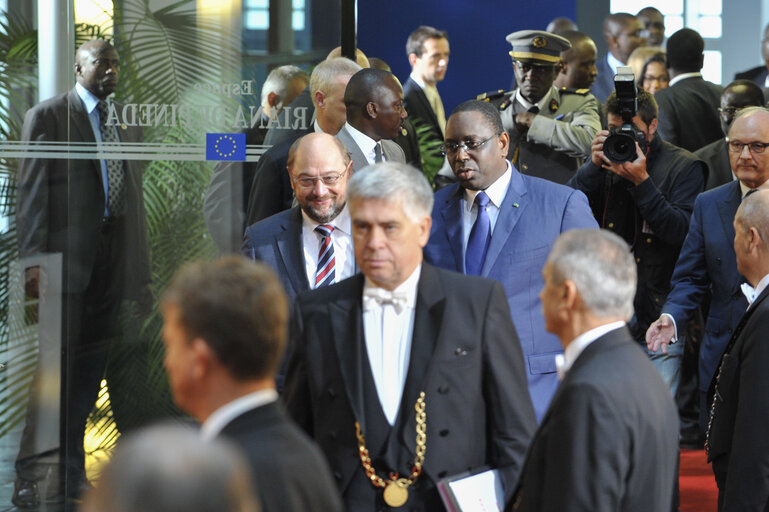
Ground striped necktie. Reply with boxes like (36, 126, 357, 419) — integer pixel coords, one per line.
(314, 224, 335, 287)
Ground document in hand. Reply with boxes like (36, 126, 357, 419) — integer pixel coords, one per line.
(437, 468, 503, 512)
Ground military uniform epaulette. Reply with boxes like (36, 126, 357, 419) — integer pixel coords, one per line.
(558, 87, 591, 95)
(476, 89, 513, 111)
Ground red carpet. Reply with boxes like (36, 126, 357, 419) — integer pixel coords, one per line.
(680, 449, 718, 512)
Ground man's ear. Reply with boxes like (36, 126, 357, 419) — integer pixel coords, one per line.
(647, 118, 659, 138)
(267, 91, 279, 108)
(366, 101, 377, 119)
(314, 90, 326, 109)
(408, 53, 419, 68)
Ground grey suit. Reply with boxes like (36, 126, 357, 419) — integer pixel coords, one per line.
(335, 124, 406, 172)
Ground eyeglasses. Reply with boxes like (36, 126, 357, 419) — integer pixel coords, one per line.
(718, 107, 740, 117)
(643, 74, 669, 84)
(293, 169, 347, 188)
(441, 134, 498, 155)
(727, 140, 769, 154)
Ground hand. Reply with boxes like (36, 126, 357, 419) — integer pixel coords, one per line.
(606, 142, 649, 186)
(590, 130, 610, 167)
(646, 315, 676, 354)
(514, 112, 537, 131)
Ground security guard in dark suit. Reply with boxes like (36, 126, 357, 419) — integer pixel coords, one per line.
(478, 30, 601, 185)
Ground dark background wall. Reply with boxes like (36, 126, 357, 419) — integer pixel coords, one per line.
(357, 0, 579, 114)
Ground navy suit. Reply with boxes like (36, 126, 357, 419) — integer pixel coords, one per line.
(661, 180, 748, 425)
(734, 64, 768, 87)
(590, 54, 615, 105)
(241, 207, 309, 301)
(424, 164, 598, 420)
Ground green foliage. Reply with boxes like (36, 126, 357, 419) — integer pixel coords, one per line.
(411, 118, 444, 187)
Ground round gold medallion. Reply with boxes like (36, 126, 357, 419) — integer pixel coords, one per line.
(383, 480, 409, 508)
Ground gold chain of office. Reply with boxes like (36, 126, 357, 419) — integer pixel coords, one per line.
(354, 391, 427, 508)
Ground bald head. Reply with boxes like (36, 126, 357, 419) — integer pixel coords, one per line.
(719, 80, 766, 135)
(75, 39, 120, 99)
(343, 68, 405, 140)
(327, 46, 370, 68)
(546, 17, 578, 35)
(555, 30, 598, 89)
(734, 189, 769, 285)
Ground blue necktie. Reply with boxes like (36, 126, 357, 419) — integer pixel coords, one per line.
(465, 191, 491, 275)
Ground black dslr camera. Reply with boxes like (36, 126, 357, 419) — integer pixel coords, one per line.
(603, 67, 647, 163)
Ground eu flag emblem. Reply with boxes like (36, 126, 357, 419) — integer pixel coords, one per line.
(206, 133, 246, 161)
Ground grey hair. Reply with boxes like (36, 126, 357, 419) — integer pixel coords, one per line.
(547, 229, 637, 320)
(347, 162, 434, 222)
(309, 57, 362, 97)
(84, 424, 260, 512)
(736, 189, 769, 249)
(260, 65, 309, 107)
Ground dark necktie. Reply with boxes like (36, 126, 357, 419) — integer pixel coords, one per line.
(374, 142, 384, 163)
(97, 100, 125, 216)
(314, 224, 335, 287)
(465, 191, 491, 275)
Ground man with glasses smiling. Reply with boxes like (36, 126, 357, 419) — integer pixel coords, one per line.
(242, 132, 356, 304)
(424, 100, 597, 421)
(480, 30, 601, 185)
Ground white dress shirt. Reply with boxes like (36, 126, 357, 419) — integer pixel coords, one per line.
(741, 273, 769, 309)
(555, 321, 626, 380)
(362, 265, 421, 425)
(301, 205, 354, 288)
(344, 122, 381, 165)
(669, 72, 702, 87)
(201, 388, 279, 440)
(461, 161, 513, 255)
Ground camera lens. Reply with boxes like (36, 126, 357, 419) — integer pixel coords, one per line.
(604, 132, 638, 163)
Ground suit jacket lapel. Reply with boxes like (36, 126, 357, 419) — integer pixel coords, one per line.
(482, 167, 528, 276)
(337, 126, 369, 172)
(277, 207, 309, 294)
(330, 275, 368, 431)
(439, 186, 465, 272)
(68, 89, 102, 179)
(401, 264, 444, 454)
(717, 180, 741, 244)
(408, 78, 441, 134)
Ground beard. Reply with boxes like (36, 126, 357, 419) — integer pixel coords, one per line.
(303, 194, 345, 224)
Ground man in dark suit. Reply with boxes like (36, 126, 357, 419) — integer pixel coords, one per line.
(707, 189, 769, 511)
(733, 23, 769, 88)
(204, 65, 309, 253)
(695, 80, 765, 190)
(511, 229, 678, 512)
(647, 107, 769, 433)
(591, 13, 644, 104)
(244, 57, 362, 225)
(284, 162, 537, 510)
(336, 68, 407, 172)
(242, 132, 356, 301)
(655, 28, 724, 152)
(161, 256, 343, 512)
(423, 100, 598, 421)
(13, 39, 152, 507)
(403, 26, 450, 148)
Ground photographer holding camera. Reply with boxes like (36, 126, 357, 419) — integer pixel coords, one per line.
(568, 80, 705, 391)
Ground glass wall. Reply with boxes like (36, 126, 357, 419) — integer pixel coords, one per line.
(0, 0, 340, 508)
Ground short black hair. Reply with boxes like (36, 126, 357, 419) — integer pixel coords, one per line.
(606, 88, 658, 127)
(724, 79, 766, 107)
(666, 28, 704, 72)
(450, 100, 504, 135)
(406, 26, 448, 57)
(162, 256, 288, 381)
(343, 68, 397, 120)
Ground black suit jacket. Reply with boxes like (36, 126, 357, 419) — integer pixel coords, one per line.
(16, 88, 150, 296)
(695, 138, 733, 191)
(403, 76, 443, 146)
(707, 285, 769, 510)
(218, 401, 344, 512)
(284, 264, 537, 510)
(590, 54, 615, 105)
(512, 326, 679, 512)
(654, 76, 724, 152)
(735, 65, 769, 87)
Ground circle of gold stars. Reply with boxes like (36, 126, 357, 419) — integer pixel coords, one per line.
(214, 135, 238, 158)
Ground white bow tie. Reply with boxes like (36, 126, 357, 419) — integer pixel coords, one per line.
(363, 288, 409, 314)
(741, 282, 756, 307)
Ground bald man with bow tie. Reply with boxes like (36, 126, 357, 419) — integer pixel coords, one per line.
(283, 162, 536, 511)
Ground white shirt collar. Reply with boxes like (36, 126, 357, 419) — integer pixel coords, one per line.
(344, 121, 378, 164)
(606, 52, 625, 75)
(669, 72, 702, 87)
(464, 160, 513, 212)
(555, 321, 626, 379)
(300, 202, 352, 235)
(200, 388, 279, 441)
(409, 73, 427, 89)
(75, 82, 102, 114)
(363, 263, 421, 310)
(514, 86, 553, 112)
(741, 273, 769, 307)
(739, 177, 769, 198)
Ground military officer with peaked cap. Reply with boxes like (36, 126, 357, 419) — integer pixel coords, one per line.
(478, 30, 601, 184)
